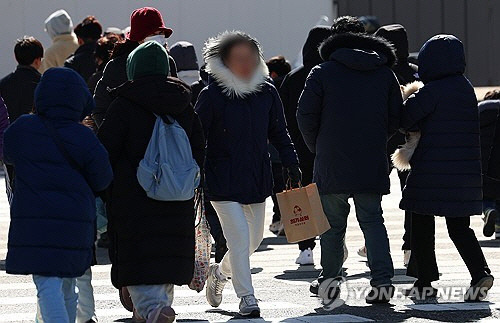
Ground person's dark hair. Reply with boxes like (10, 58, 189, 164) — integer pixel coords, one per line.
(331, 16, 365, 35)
(14, 36, 44, 66)
(266, 55, 291, 78)
(94, 35, 119, 64)
(484, 90, 500, 101)
(74, 16, 102, 42)
(206, 31, 262, 64)
(111, 39, 139, 59)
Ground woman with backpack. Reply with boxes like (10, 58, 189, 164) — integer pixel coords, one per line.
(98, 41, 204, 323)
(93, 6, 177, 127)
(195, 31, 300, 317)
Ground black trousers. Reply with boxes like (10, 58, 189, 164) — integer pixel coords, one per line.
(407, 213, 490, 284)
(397, 170, 412, 250)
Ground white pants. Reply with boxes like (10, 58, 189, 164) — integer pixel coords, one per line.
(127, 284, 174, 319)
(211, 201, 266, 298)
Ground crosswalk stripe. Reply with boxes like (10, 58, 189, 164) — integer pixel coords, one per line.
(408, 302, 500, 312)
(0, 302, 304, 322)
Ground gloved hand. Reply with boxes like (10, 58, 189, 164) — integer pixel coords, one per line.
(287, 165, 302, 188)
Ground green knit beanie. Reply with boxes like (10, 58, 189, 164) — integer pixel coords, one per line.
(126, 41, 170, 80)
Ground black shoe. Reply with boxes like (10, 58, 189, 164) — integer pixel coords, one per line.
(483, 209, 498, 237)
(310, 280, 319, 295)
(366, 285, 395, 304)
(465, 274, 494, 302)
(404, 280, 437, 299)
(96, 232, 110, 249)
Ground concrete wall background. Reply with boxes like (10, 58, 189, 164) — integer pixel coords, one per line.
(0, 0, 335, 78)
(336, 0, 500, 86)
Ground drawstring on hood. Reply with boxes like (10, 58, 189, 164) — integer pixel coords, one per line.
(203, 31, 269, 99)
(44, 9, 74, 40)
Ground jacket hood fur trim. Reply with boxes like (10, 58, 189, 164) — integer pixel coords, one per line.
(203, 31, 269, 99)
(319, 32, 397, 68)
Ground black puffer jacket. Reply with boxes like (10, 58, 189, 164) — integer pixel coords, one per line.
(93, 41, 177, 127)
(375, 24, 419, 162)
(0, 65, 40, 122)
(297, 32, 402, 195)
(280, 26, 330, 184)
(98, 76, 204, 288)
(400, 35, 482, 217)
(64, 42, 98, 83)
(479, 100, 500, 199)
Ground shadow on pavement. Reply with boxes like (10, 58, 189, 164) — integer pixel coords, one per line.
(479, 239, 500, 248)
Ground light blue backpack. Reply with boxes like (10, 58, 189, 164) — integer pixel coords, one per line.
(137, 115, 200, 201)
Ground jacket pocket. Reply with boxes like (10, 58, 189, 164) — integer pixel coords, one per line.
(205, 157, 231, 197)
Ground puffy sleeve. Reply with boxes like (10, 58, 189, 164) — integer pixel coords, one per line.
(268, 85, 298, 167)
(400, 85, 436, 132)
(93, 60, 118, 128)
(82, 136, 113, 192)
(297, 66, 323, 153)
(194, 88, 213, 139)
(387, 72, 403, 136)
(97, 99, 128, 168)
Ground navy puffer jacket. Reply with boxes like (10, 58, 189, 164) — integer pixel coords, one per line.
(196, 31, 298, 204)
(4, 67, 113, 277)
(400, 35, 482, 217)
(297, 32, 402, 195)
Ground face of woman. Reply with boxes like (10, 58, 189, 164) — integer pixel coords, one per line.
(225, 43, 259, 80)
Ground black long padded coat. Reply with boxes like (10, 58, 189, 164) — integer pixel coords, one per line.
(400, 35, 482, 217)
(279, 26, 331, 185)
(98, 75, 204, 288)
(93, 41, 177, 127)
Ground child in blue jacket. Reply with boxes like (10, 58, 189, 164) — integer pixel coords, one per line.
(3, 67, 113, 323)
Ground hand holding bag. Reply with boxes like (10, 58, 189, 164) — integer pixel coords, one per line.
(276, 183, 331, 243)
(189, 189, 212, 292)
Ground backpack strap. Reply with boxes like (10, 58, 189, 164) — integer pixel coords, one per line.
(39, 115, 87, 181)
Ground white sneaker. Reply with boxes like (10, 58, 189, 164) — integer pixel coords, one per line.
(295, 248, 314, 265)
(239, 295, 260, 317)
(343, 243, 348, 264)
(357, 246, 367, 258)
(403, 250, 411, 268)
(205, 264, 227, 307)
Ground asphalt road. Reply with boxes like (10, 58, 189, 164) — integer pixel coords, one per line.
(1, 171, 499, 322)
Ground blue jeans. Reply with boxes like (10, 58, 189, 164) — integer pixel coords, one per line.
(96, 197, 107, 234)
(318, 193, 394, 286)
(127, 284, 174, 319)
(76, 268, 96, 323)
(33, 275, 77, 323)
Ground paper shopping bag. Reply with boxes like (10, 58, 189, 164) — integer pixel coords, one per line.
(276, 183, 331, 243)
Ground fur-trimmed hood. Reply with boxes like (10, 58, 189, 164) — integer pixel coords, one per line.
(203, 31, 269, 99)
(319, 32, 396, 70)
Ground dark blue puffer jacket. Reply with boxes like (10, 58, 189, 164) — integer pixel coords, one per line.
(297, 32, 402, 195)
(196, 31, 298, 204)
(4, 67, 113, 277)
(400, 35, 482, 217)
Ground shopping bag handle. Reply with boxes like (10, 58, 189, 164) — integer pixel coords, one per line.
(285, 178, 303, 191)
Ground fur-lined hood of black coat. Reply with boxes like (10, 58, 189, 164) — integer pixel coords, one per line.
(319, 32, 397, 69)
